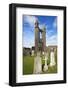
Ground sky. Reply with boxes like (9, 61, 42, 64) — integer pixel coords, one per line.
(23, 15, 57, 48)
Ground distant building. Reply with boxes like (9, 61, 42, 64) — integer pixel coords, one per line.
(47, 46, 57, 52)
(23, 47, 31, 56)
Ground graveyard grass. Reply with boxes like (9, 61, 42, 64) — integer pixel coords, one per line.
(23, 52, 57, 75)
(23, 56, 34, 75)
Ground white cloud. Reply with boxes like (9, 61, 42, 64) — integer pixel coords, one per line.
(46, 29, 54, 36)
(23, 35, 35, 48)
(39, 23, 48, 30)
(24, 41, 34, 48)
(30, 42, 35, 47)
(24, 15, 37, 27)
(39, 24, 45, 29)
(46, 34, 57, 46)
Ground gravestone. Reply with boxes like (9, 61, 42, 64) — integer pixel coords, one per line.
(33, 52, 42, 74)
(31, 50, 34, 56)
(50, 49, 56, 66)
(43, 53, 48, 72)
(42, 51, 45, 55)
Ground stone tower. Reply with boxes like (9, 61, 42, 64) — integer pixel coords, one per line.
(42, 27, 46, 54)
(35, 20, 46, 55)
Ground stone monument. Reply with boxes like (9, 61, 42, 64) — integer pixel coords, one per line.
(33, 52, 42, 74)
(33, 19, 46, 74)
(31, 50, 34, 56)
(50, 48, 56, 66)
(33, 18, 57, 74)
(43, 53, 48, 72)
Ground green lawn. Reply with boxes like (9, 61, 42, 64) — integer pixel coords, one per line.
(23, 56, 34, 75)
(23, 53, 57, 75)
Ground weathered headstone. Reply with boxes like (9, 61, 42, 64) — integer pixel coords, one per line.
(31, 50, 34, 56)
(50, 50, 56, 66)
(43, 53, 48, 72)
(33, 52, 42, 74)
(42, 51, 45, 55)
